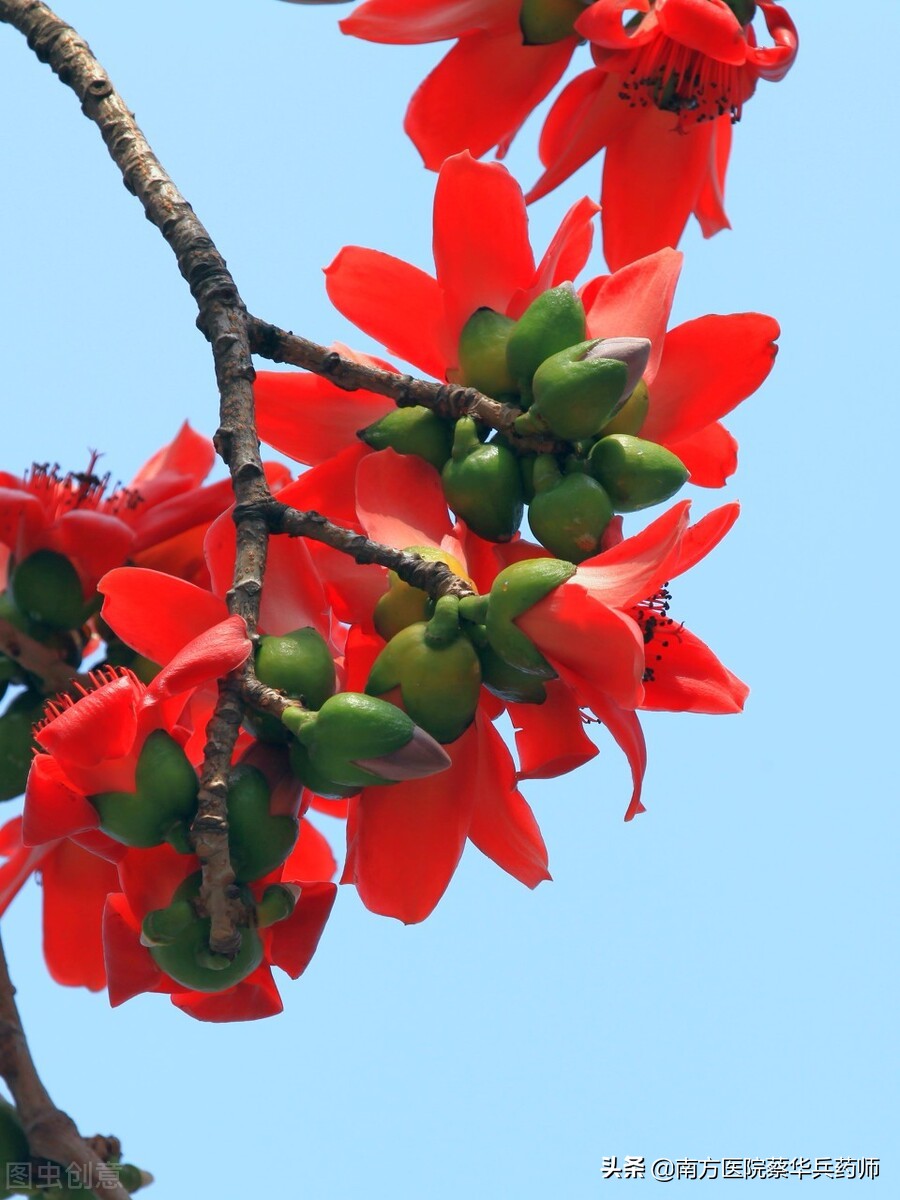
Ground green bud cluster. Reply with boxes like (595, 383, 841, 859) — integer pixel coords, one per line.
(356, 284, 689, 560)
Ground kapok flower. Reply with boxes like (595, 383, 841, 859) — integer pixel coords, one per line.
(528, 0, 799, 268)
(334, 0, 582, 169)
(22, 617, 252, 849)
(255, 155, 778, 488)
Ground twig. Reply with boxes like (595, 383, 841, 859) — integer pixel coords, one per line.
(0, 931, 131, 1200)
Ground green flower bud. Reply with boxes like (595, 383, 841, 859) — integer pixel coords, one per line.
(145, 873, 263, 994)
(359, 406, 454, 472)
(516, 337, 651, 441)
(0, 689, 43, 803)
(520, 0, 588, 44)
(288, 740, 361, 799)
(442, 418, 525, 542)
(0, 1097, 30, 1191)
(485, 558, 575, 676)
(256, 628, 336, 710)
(596, 378, 650, 437)
(9, 549, 85, 630)
(507, 284, 587, 401)
(528, 455, 614, 562)
(588, 434, 689, 512)
(91, 730, 198, 848)
(286, 692, 451, 788)
(373, 545, 473, 642)
(226, 764, 299, 882)
(366, 617, 482, 744)
(455, 308, 517, 397)
(478, 642, 548, 704)
(140, 899, 195, 947)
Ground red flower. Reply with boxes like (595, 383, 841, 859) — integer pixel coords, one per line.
(528, 0, 798, 267)
(338, 0, 580, 169)
(256, 155, 778, 487)
(22, 618, 252, 848)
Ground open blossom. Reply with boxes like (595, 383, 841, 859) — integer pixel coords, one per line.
(528, 0, 799, 268)
(255, 153, 778, 487)
(327, 1, 797, 267)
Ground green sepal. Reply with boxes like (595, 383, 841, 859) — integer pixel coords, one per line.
(0, 689, 44, 803)
(227, 764, 299, 882)
(365, 621, 482, 744)
(454, 308, 517, 397)
(519, 0, 588, 44)
(9, 549, 85, 631)
(528, 468, 614, 563)
(442, 418, 525, 542)
(506, 283, 586, 398)
(288, 740, 361, 800)
(478, 642, 549, 704)
(140, 899, 195, 947)
(256, 883, 299, 929)
(588, 434, 689, 512)
(360, 406, 454, 471)
(145, 874, 263, 994)
(484, 558, 575, 676)
(90, 730, 198, 848)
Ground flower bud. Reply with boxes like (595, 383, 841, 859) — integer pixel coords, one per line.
(506, 283, 586, 400)
(442, 417, 525, 542)
(588, 434, 689, 512)
(477, 641, 548, 704)
(366, 619, 482, 744)
(91, 729, 198, 848)
(144, 873, 263, 994)
(359, 406, 454, 472)
(484, 558, 575, 676)
(454, 308, 517, 398)
(516, 337, 651, 441)
(528, 455, 614, 562)
(256, 628, 336, 711)
(256, 883, 300, 929)
(227, 764, 299, 883)
(520, 0, 588, 44)
(596, 379, 650, 437)
(288, 740, 362, 799)
(285, 692, 451, 788)
(373, 546, 473, 642)
(10, 549, 85, 630)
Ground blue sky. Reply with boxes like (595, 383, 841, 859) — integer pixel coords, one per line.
(0, 2, 897, 1196)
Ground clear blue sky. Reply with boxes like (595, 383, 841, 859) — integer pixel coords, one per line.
(1, 2, 897, 1196)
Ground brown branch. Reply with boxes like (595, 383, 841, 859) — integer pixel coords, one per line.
(0, 0, 263, 953)
(0, 932, 132, 1200)
(248, 316, 567, 454)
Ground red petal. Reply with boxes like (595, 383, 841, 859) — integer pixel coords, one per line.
(668, 502, 739, 579)
(147, 614, 250, 703)
(103, 892, 166, 1006)
(42, 840, 118, 990)
(656, 0, 748, 65)
(254, 369, 393, 467)
(750, 2, 799, 80)
(36, 673, 138, 768)
(639, 623, 748, 714)
(282, 819, 338, 882)
(466, 712, 550, 888)
(0, 487, 44, 555)
(407, 33, 574, 175)
(665, 422, 738, 487)
(100, 568, 229, 664)
(511, 196, 600, 317)
(130, 477, 234, 554)
(432, 153, 536, 348)
(600, 112, 716, 271)
(341, 0, 515, 43)
(346, 723, 478, 923)
(643, 312, 779, 444)
(131, 421, 216, 496)
(326, 247, 449, 379)
(576, 0, 656, 48)
(526, 68, 621, 204)
(693, 116, 732, 238)
(48, 511, 135, 593)
(581, 248, 682, 384)
(510, 678, 598, 779)
(171, 963, 283, 1022)
(23, 755, 99, 845)
(573, 501, 691, 608)
(116, 843, 197, 919)
(356, 448, 452, 550)
(267, 881, 336, 978)
(0, 818, 48, 917)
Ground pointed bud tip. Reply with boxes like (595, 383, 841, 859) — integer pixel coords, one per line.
(354, 725, 451, 782)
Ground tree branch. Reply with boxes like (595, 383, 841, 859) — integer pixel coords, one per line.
(0, 932, 131, 1199)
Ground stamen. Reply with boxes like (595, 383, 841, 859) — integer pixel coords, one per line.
(37, 665, 137, 731)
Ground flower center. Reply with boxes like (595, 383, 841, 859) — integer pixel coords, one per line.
(633, 586, 682, 683)
(24, 452, 143, 521)
(616, 32, 749, 127)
